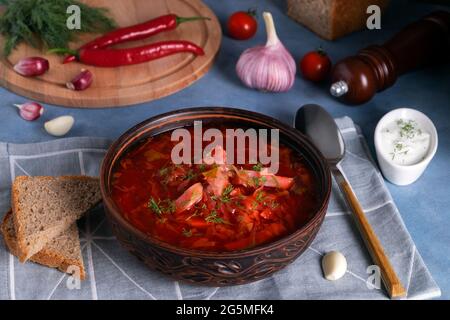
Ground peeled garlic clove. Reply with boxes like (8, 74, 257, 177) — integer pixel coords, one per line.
(44, 116, 75, 137)
(14, 102, 44, 121)
(236, 12, 296, 92)
(322, 251, 347, 281)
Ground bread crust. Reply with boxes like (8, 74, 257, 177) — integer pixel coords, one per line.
(1, 210, 86, 280)
(331, 0, 390, 40)
(11, 175, 100, 262)
(287, 0, 390, 40)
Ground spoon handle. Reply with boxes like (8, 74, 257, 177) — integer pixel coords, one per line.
(332, 167, 406, 299)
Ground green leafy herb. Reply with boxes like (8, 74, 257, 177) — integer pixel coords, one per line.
(397, 119, 421, 139)
(269, 201, 279, 209)
(0, 0, 116, 56)
(164, 199, 176, 214)
(159, 167, 169, 177)
(252, 191, 279, 209)
(211, 185, 234, 204)
(148, 198, 162, 217)
(251, 175, 267, 188)
(255, 190, 265, 202)
(183, 169, 197, 181)
(233, 200, 244, 209)
(205, 210, 229, 224)
(182, 228, 192, 237)
(220, 185, 234, 203)
(147, 197, 175, 217)
(252, 163, 263, 172)
(390, 142, 408, 160)
(251, 190, 265, 209)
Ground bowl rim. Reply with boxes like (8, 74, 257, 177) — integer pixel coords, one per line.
(100, 106, 332, 258)
(374, 107, 438, 169)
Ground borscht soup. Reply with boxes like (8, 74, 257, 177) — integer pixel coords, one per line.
(111, 125, 320, 252)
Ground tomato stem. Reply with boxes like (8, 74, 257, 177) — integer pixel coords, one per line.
(247, 7, 257, 17)
(317, 46, 327, 56)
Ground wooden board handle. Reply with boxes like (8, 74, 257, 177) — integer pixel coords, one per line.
(333, 168, 406, 299)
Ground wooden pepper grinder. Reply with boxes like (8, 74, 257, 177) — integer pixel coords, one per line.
(330, 11, 450, 105)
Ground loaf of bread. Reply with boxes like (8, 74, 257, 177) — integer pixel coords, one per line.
(11, 176, 101, 262)
(287, 0, 390, 40)
(1, 210, 86, 280)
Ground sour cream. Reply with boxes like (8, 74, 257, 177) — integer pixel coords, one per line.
(380, 119, 430, 166)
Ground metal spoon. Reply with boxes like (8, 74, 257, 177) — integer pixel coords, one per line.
(294, 104, 406, 299)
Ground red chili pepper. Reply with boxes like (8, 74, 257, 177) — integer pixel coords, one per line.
(63, 14, 210, 64)
(51, 41, 204, 68)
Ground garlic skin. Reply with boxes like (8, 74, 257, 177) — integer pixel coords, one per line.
(14, 102, 44, 121)
(236, 12, 296, 92)
(67, 69, 93, 91)
(322, 251, 347, 281)
(44, 116, 75, 137)
(14, 57, 49, 77)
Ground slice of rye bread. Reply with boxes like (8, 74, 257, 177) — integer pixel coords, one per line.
(1, 210, 86, 280)
(11, 176, 101, 262)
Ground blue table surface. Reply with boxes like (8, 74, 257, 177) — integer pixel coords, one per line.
(0, 0, 448, 299)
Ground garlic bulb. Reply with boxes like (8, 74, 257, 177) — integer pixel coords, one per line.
(236, 12, 296, 92)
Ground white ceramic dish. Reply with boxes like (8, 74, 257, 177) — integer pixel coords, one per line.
(374, 108, 438, 186)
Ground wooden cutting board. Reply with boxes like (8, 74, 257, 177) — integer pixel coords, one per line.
(0, 0, 222, 108)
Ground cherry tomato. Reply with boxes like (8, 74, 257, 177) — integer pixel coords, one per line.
(227, 10, 258, 40)
(300, 49, 332, 82)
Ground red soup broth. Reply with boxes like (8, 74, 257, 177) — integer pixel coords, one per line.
(111, 125, 320, 252)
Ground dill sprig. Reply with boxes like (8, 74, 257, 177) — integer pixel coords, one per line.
(0, 0, 116, 56)
(147, 197, 176, 218)
(205, 210, 230, 225)
(252, 162, 263, 172)
(220, 185, 233, 203)
(182, 228, 193, 237)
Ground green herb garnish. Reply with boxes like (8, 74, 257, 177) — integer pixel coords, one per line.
(252, 163, 263, 172)
(164, 199, 176, 214)
(255, 190, 265, 202)
(182, 228, 192, 237)
(147, 197, 175, 217)
(210, 185, 234, 204)
(0, 0, 116, 56)
(233, 200, 245, 209)
(205, 210, 229, 224)
(251, 190, 265, 209)
(251, 176, 267, 188)
(397, 119, 421, 139)
(220, 185, 234, 203)
(183, 169, 197, 181)
(252, 191, 279, 209)
(159, 167, 169, 177)
(148, 198, 163, 217)
(269, 201, 279, 209)
(390, 142, 409, 160)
